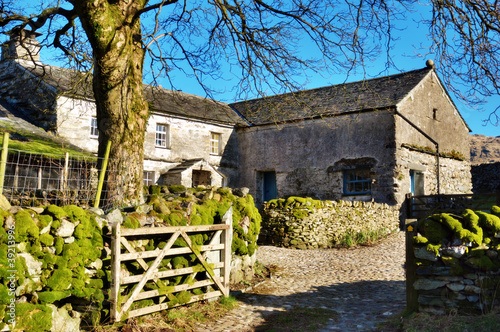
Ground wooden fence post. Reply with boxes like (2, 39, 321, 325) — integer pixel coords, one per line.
(0, 133, 9, 195)
(405, 218, 418, 312)
(221, 206, 233, 297)
(94, 140, 111, 208)
(110, 221, 121, 322)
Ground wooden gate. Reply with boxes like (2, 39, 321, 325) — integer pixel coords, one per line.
(110, 207, 233, 322)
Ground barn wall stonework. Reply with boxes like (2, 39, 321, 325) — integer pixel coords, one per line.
(236, 111, 398, 205)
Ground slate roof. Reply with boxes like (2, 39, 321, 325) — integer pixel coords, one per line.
(0, 99, 93, 156)
(229, 67, 434, 126)
(9, 60, 246, 126)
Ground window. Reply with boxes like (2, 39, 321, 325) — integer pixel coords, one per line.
(210, 132, 221, 155)
(143, 171, 154, 186)
(343, 169, 372, 195)
(90, 117, 99, 138)
(155, 124, 169, 148)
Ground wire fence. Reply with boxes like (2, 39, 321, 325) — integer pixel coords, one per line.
(0, 146, 127, 211)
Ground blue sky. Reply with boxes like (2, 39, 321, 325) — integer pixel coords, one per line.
(8, 1, 498, 137)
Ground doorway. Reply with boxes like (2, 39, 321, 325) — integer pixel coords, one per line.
(192, 170, 211, 187)
(262, 171, 277, 202)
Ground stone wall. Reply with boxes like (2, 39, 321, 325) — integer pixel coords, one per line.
(236, 112, 398, 206)
(411, 207, 500, 314)
(0, 186, 260, 331)
(260, 197, 400, 249)
(472, 162, 500, 194)
(394, 146, 472, 204)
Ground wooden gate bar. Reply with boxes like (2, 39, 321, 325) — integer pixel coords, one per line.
(121, 262, 225, 284)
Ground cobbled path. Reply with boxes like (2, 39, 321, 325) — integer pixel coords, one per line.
(195, 231, 406, 332)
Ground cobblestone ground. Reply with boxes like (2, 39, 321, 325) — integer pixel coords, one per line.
(195, 231, 406, 332)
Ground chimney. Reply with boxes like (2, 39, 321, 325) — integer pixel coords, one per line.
(1, 28, 42, 61)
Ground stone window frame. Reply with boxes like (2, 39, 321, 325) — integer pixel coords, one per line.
(343, 168, 372, 195)
(155, 123, 169, 148)
(143, 171, 155, 186)
(90, 117, 99, 139)
(210, 132, 221, 155)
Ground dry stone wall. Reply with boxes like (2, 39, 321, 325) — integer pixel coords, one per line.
(411, 206, 500, 314)
(0, 186, 260, 331)
(260, 197, 400, 249)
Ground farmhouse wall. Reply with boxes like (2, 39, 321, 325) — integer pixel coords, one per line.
(236, 111, 398, 205)
(0, 60, 59, 131)
(394, 147, 472, 204)
(260, 197, 400, 249)
(395, 71, 470, 159)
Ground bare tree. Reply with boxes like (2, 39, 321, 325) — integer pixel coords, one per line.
(0, 0, 498, 206)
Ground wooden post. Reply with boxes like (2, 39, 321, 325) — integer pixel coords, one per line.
(221, 207, 233, 297)
(37, 167, 42, 190)
(405, 218, 418, 312)
(0, 133, 9, 195)
(110, 221, 121, 322)
(60, 152, 69, 191)
(94, 140, 111, 208)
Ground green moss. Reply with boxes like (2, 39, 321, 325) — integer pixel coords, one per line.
(413, 236, 429, 245)
(54, 237, 64, 255)
(43, 205, 68, 220)
(0, 209, 11, 227)
(37, 290, 71, 304)
(46, 268, 72, 291)
(15, 303, 52, 332)
(42, 252, 57, 269)
(14, 210, 39, 242)
(87, 279, 104, 289)
(426, 243, 441, 256)
(149, 185, 162, 195)
(491, 206, 500, 218)
(465, 255, 497, 271)
(123, 215, 140, 229)
(477, 211, 500, 234)
(36, 216, 52, 232)
(292, 209, 309, 219)
(168, 185, 186, 193)
(39, 233, 54, 246)
(167, 211, 186, 226)
(176, 290, 192, 305)
(420, 217, 448, 244)
(172, 256, 189, 269)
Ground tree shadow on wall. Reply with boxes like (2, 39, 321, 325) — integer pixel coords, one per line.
(234, 279, 406, 331)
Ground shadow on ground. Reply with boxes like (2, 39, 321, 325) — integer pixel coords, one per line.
(234, 279, 406, 331)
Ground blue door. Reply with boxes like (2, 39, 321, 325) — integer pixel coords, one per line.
(263, 171, 277, 202)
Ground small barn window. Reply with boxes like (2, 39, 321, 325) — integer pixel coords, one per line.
(143, 171, 154, 185)
(210, 132, 221, 155)
(90, 117, 99, 138)
(155, 124, 169, 148)
(343, 169, 371, 195)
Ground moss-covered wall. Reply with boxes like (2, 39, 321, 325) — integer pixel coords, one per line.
(411, 206, 500, 314)
(0, 186, 261, 331)
(260, 197, 400, 249)
(0, 204, 106, 331)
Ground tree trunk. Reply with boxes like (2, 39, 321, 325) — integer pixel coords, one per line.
(76, 0, 149, 208)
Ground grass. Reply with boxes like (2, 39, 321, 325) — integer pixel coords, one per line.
(93, 296, 239, 332)
(377, 310, 500, 331)
(1, 124, 95, 159)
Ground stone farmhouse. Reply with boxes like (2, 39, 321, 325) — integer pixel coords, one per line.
(0, 30, 472, 206)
